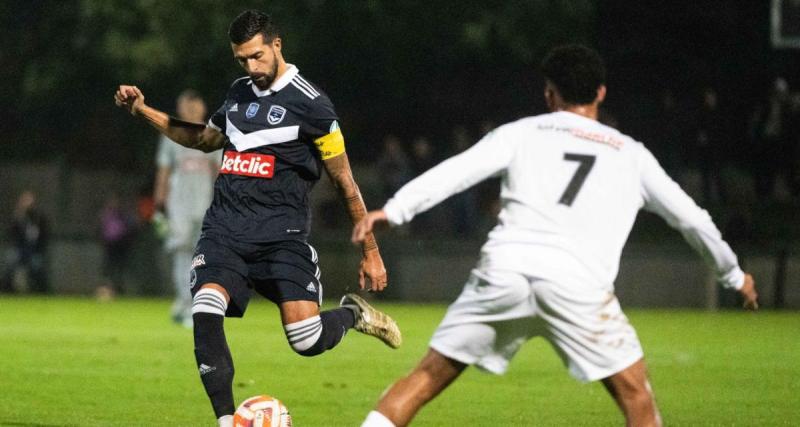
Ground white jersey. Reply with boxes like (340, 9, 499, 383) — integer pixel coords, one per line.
(156, 136, 220, 219)
(384, 111, 744, 292)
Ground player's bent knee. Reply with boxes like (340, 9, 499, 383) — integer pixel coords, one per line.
(192, 287, 228, 317)
(284, 315, 325, 356)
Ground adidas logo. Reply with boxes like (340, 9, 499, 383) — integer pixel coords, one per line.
(229, 103, 238, 112)
(198, 364, 217, 376)
(306, 282, 317, 293)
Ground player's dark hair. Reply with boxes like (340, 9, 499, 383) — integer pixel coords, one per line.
(228, 10, 280, 45)
(541, 44, 606, 105)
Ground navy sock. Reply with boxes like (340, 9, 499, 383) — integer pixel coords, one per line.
(193, 312, 235, 418)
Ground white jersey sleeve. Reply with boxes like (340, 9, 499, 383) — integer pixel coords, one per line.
(383, 128, 516, 226)
(638, 148, 745, 289)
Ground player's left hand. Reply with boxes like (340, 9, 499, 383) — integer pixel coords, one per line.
(359, 249, 387, 292)
(739, 273, 758, 310)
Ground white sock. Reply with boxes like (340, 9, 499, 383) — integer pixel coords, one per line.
(218, 414, 233, 427)
(362, 410, 395, 427)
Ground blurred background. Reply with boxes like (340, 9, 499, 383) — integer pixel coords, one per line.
(1, 0, 799, 308)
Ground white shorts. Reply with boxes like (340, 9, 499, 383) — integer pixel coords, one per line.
(429, 269, 643, 382)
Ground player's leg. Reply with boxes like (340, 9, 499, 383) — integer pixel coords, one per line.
(363, 348, 466, 427)
(192, 282, 236, 426)
(363, 269, 535, 427)
(279, 299, 357, 356)
(601, 358, 662, 427)
(534, 282, 655, 425)
(263, 241, 400, 355)
(189, 235, 252, 427)
(279, 295, 402, 355)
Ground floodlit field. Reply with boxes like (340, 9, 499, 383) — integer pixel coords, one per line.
(0, 297, 797, 426)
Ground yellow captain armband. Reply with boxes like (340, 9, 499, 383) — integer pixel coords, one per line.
(314, 128, 346, 160)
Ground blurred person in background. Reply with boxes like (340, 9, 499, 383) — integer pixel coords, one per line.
(376, 134, 412, 201)
(1, 190, 49, 293)
(788, 92, 800, 198)
(410, 136, 437, 174)
(354, 44, 758, 427)
(153, 89, 220, 328)
(445, 126, 479, 237)
(750, 77, 792, 201)
(694, 87, 727, 204)
(408, 136, 443, 236)
(652, 90, 686, 176)
(97, 194, 134, 300)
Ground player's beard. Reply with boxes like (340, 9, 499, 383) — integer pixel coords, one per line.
(251, 59, 279, 90)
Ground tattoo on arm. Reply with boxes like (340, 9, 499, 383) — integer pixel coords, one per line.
(326, 154, 379, 254)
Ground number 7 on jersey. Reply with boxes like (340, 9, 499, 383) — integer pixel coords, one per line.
(559, 153, 596, 206)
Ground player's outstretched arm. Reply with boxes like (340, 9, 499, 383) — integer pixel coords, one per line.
(113, 85, 225, 153)
(322, 152, 387, 292)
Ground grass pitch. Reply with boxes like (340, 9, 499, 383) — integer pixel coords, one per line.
(0, 296, 797, 426)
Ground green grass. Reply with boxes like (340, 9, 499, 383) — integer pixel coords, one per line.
(0, 297, 797, 426)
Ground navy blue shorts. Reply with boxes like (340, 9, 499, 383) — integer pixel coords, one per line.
(189, 233, 322, 317)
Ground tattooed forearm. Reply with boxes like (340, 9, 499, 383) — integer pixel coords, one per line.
(325, 153, 380, 254)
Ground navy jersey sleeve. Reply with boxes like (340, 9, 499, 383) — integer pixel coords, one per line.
(302, 95, 345, 160)
(208, 103, 226, 133)
(302, 95, 340, 139)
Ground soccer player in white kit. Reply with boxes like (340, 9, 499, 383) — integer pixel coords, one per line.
(153, 90, 220, 328)
(353, 45, 759, 427)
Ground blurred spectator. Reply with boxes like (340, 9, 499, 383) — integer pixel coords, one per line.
(376, 134, 413, 200)
(651, 90, 686, 174)
(446, 126, 480, 237)
(1, 191, 49, 293)
(408, 136, 443, 237)
(410, 136, 437, 174)
(693, 87, 727, 203)
(153, 89, 219, 327)
(749, 77, 793, 201)
(788, 93, 800, 198)
(97, 194, 134, 300)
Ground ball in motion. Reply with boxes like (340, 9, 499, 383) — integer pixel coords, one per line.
(234, 395, 292, 427)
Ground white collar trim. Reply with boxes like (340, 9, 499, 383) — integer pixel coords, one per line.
(250, 64, 299, 97)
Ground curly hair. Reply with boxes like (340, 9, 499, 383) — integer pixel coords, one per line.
(541, 45, 606, 105)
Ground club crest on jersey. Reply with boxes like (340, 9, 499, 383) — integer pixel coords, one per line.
(267, 105, 287, 125)
(245, 102, 260, 119)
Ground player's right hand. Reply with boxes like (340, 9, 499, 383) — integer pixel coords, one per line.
(738, 273, 758, 310)
(114, 85, 145, 116)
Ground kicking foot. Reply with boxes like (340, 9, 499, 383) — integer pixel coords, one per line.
(340, 293, 402, 349)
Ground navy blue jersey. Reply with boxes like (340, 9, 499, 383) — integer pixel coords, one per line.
(203, 65, 341, 243)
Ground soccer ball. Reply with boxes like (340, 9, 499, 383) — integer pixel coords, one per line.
(234, 395, 292, 427)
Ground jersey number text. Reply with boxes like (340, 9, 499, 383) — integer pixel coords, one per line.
(559, 153, 596, 206)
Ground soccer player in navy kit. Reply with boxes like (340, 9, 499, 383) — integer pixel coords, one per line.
(114, 10, 401, 426)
